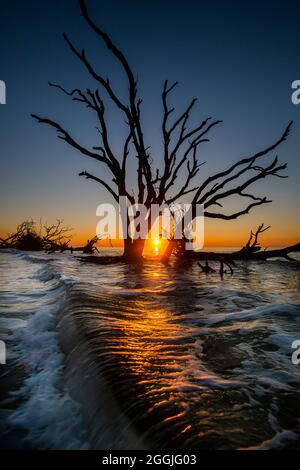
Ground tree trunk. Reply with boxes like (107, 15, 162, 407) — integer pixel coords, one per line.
(123, 238, 146, 262)
(161, 239, 179, 262)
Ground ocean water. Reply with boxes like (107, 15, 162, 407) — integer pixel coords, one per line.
(0, 248, 299, 449)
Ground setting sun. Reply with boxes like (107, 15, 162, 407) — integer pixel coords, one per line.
(153, 238, 160, 254)
(143, 238, 167, 257)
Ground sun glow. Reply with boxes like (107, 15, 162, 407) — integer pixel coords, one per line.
(143, 237, 167, 258)
(153, 238, 160, 255)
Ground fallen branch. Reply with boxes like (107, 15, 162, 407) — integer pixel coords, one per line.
(187, 242, 300, 261)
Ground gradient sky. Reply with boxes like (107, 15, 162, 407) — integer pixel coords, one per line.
(0, 0, 299, 247)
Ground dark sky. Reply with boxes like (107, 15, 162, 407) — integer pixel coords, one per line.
(0, 0, 299, 245)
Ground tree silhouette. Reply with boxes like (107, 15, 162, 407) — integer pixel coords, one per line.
(32, 0, 291, 261)
(0, 219, 72, 251)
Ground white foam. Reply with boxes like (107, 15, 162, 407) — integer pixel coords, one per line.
(9, 292, 90, 449)
(242, 429, 297, 450)
(204, 303, 300, 326)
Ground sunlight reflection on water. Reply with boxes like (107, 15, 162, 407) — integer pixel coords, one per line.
(0, 249, 300, 449)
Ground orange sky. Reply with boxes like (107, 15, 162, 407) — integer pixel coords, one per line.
(2, 214, 298, 249)
(67, 212, 299, 248)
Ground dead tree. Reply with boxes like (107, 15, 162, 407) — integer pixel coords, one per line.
(0, 219, 72, 252)
(68, 234, 113, 254)
(198, 261, 215, 273)
(81, 236, 99, 254)
(42, 219, 72, 252)
(219, 258, 234, 275)
(187, 224, 300, 262)
(32, 0, 292, 262)
(58, 240, 72, 253)
(238, 223, 271, 256)
(0, 220, 44, 251)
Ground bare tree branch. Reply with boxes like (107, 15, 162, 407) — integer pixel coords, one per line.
(245, 223, 271, 250)
(78, 0, 156, 205)
(157, 79, 221, 204)
(31, 114, 110, 164)
(203, 156, 287, 217)
(193, 121, 292, 205)
(79, 171, 119, 201)
(204, 198, 271, 220)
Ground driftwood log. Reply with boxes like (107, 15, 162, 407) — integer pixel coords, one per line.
(186, 225, 300, 261)
(186, 243, 300, 261)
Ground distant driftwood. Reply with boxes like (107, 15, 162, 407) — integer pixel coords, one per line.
(77, 255, 124, 265)
(0, 219, 72, 252)
(186, 225, 300, 262)
(187, 243, 300, 261)
(0, 219, 103, 255)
